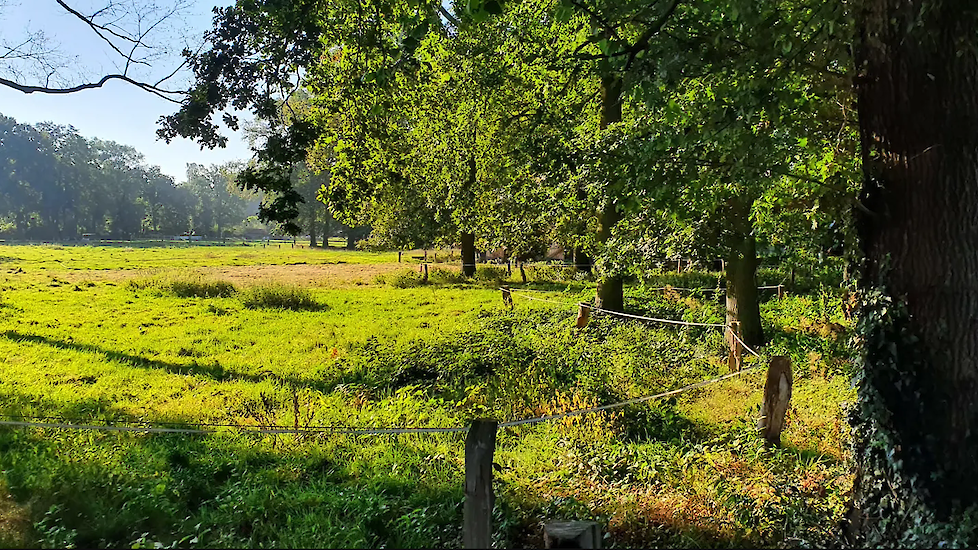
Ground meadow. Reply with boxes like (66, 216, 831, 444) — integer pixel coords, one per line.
(0, 243, 854, 548)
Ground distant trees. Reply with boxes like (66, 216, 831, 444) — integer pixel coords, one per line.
(0, 113, 255, 240)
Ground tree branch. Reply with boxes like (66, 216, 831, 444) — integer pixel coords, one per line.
(0, 74, 183, 102)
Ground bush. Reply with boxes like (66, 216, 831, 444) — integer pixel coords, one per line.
(240, 283, 326, 311)
(473, 266, 508, 284)
(525, 264, 579, 283)
(429, 268, 467, 285)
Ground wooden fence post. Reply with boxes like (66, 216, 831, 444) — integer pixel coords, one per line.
(423, 263, 429, 282)
(576, 303, 590, 328)
(727, 320, 743, 372)
(519, 263, 527, 283)
(777, 284, 784, 300)
(398, 250, 402, 263)
(501, 286, 513, 309)
(464, 419, 498, 549)
(758, 356, 793, 445)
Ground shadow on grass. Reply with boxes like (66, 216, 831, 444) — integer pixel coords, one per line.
(0, 388, 466, 549)
(0, 330, 335, 394)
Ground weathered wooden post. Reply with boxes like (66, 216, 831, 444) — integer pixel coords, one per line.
(576, 303, 590, 329)
(544, 521, 602, 549)
(758, 356, 793, 445)
(726, 320, 743, 372)
(464, 419, 497, 549)
(501, 286, 513, 309)
(398, 250, 402, 263)
(423, 263, 429, 282)
(676, 258, 682, 273)
(777, 284, 784, 300)
(519, 263, 527, 283)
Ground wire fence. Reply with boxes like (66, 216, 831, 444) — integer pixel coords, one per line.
(0, 366, 762, 437)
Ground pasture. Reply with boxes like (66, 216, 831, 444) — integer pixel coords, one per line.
(0, 243, 853, 548)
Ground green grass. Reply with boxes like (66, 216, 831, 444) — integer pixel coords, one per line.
(0, 244, 855, 548)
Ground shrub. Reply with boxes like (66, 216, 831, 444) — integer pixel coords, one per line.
(429, 268, 467, 285)
(525, 264, 578, 283)
(240, 283, 326, 311)
(473, 266, 507, 284)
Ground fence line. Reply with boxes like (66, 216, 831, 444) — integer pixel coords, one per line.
(500, 366, 761, 428)
(728, 327, 762, 358)
(0, 365, 762, 437)
(504, 287, 727, 328)
(0, 418, 468, 436)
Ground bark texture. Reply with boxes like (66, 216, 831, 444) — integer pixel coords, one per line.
(594, 74, 624, 312)
(856, 0, 978, 507)
(461, 232, 476, 277)
(724, 196, 764, 347)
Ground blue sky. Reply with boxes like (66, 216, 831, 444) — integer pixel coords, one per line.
(0, 0, 250, 183)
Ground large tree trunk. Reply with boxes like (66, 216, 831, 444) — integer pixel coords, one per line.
(594, 74, 624, 312)
(461, 231, 476, 277)
(853, 0, 978, 521)
(346, 231, 355, 250)
(573, 246, 592, 273)
(724, 196, 764, 347)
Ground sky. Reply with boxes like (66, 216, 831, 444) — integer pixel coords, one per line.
(0, 0, 250, 183)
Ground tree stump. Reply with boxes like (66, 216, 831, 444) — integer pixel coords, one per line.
(575, 303, 590, 328)
(544, 521, 601, 549)
(758, 356, 793, 445)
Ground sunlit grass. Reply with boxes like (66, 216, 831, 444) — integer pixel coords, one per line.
(0, 246, 855, 548)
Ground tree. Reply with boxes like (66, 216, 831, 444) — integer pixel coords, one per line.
(0, 0, 197, 100)
(184, 162, 249, 239)
(0, 112, 202, 240)
(850, 0, 978, 541)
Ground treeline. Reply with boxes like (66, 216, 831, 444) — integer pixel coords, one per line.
(0, 114, 258, 241)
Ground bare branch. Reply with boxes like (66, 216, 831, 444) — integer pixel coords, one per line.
(0, 73, 184, 102)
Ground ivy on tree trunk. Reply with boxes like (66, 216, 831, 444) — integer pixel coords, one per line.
(853, 0, 978, 535)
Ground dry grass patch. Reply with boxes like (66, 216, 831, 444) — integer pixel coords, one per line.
(51, 262, 422, 288)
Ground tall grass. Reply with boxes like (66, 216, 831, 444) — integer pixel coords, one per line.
(240, 283, 325, 311)
(126, 272, 237, 298)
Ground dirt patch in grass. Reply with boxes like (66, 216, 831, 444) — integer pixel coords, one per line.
(0, 488, 31, 548)
(53, 263, 452, 288)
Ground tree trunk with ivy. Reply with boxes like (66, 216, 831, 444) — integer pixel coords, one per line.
(594, 74, 624, 312)
(852, 0, 978, 538)
(724, 195, 764, 347)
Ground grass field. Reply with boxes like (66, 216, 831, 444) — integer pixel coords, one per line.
(0, 242, 854, 548)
